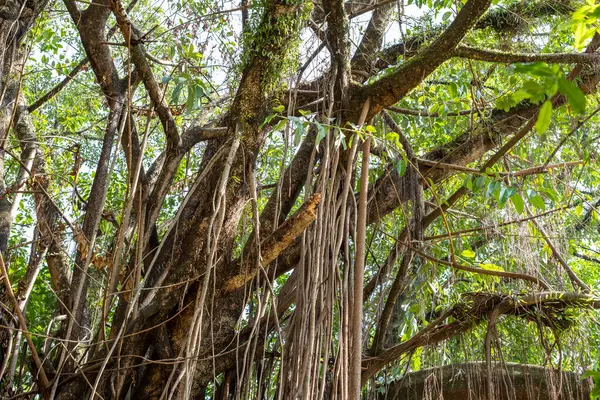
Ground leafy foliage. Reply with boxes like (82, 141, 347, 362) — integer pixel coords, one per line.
(0, 0, 599, 398)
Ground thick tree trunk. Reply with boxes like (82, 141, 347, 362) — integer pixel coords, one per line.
(380, 362, 592, 400)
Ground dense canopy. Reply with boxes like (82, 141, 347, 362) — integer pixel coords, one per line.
(0, 0, 599, 398)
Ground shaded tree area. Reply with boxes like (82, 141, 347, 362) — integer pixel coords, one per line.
(0, 0, 598, 398)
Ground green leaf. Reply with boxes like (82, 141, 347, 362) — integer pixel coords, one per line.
(474, 176, 487, 191)
(486, 181, 500, 198)
(290, 118, 306, 146)
(584, 370, 600, 379)
(385, 131, 399, 142)
(463, 175, 473, 190)
(271, 119, 286, 132)
(185, 85, 196, 113)
(510, 193, 525, 214)
(542, 187, 559, 202)
(499, 186, 517, 207)
(573, 22, 597, 50)
(198, 85, 209, 103)
(408, 303, 422, 313)
(365, 125, 376, 133)
(396, 158, 407, 177)
(315, 121, 327, 148)
(529, 194, 546, 211)
(260, 113, 276, 129)
(272, 104, 285, 113)
(449, 82, 458, 97)
(514, 62, 555, 78)
(461, 249, 476, 258)
(558, 77, 586, 114)
(479, 263, 504, 271)
(535, 100, 552, 133)
(172, 83, 183, 104)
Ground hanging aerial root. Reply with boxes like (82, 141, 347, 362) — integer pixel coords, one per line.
(224, 193, 321, 293)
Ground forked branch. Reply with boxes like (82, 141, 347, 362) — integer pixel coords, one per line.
(109, 0, 181, 150)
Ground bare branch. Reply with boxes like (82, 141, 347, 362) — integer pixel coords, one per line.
(413, 248, 550, 289)
(28, 59, 89, 113)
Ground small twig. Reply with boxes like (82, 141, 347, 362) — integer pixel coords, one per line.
(28, 59, 89, 113)
(387, 106, 488, 118)
(573, 251, 600, 265)
(412, 247, 550, 289)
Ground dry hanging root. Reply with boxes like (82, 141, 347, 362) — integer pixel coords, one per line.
(166, 134, 241, 398)
(277, 100, 373, 400)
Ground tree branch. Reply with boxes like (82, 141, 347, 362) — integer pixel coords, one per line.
(382, 362, 591, 399)
(453, 44, 600, 64)
(353, 0, 492, 121)
(413, 247, 550, 289)
(224, 193, 321, 293)
(28, 59, 89, 113)
(350, 1, 394, 76)
(362, 291, 600, 382)
(180, 125, 229, 150)
(109, 0, 181, 149)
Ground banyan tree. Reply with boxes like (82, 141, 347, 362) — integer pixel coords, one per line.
(0, 0, 598, 398)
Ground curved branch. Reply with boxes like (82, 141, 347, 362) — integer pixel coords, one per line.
(362, 291, 600, 382)
(180, 125, 229, 150)
(354, 0, 492, 121)
(413, 248, 550, 289)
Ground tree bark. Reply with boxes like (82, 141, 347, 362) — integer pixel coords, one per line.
(380, 362, 592, 400)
